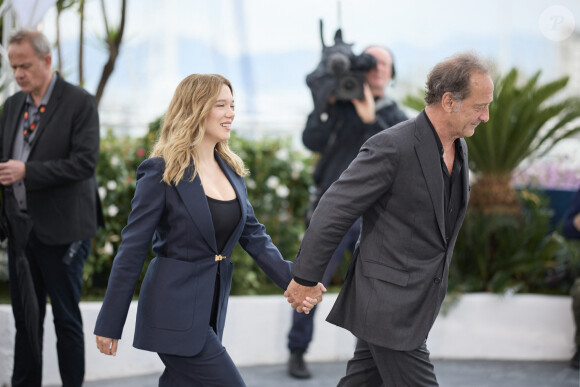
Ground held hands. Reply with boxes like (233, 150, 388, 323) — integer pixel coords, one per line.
(351, 83, 376, 124)
(96, 335, 118, 356)
(284, 279, 327, 314)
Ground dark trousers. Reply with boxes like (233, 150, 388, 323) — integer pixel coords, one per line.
(158, 327, 246, 386)
(9, 231, 89, 387)
(571, 277, 580, 347)
(338, 338, 439, 387)
(287, 218, 361, 352)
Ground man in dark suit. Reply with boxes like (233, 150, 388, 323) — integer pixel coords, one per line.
(285, 52, 494, 385)
(0, 29, 102, 387)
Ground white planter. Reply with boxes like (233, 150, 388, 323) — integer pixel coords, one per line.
(429, 293, 575, 360)
(0, 293, 574, 385)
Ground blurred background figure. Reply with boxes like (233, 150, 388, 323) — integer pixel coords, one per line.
(286, 40, 408, 379)
(563, 185, 580, 369)
(0, 29, 102, 387)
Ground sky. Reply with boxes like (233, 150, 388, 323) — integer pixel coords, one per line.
(14, 0, 580, 145)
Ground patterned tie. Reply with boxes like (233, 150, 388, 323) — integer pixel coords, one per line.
(23, 103, 46, 142)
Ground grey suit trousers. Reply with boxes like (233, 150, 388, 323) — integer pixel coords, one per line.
(338, 339, 438, 387)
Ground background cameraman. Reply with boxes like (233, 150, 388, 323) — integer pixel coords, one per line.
(287, 45, 408, 379)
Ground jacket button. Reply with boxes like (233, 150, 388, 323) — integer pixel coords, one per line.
(434, 277, 441, 284)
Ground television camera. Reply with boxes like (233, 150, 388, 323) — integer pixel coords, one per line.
(306, 20, 377, 113)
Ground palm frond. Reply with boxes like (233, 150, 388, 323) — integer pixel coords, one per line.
(466, 69, 577, 175)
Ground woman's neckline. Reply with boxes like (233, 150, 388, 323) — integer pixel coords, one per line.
(206, 195, 237, 203)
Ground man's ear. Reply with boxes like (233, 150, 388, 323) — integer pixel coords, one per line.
(43, 53, 52, 68)
(441, 92, 455, 113)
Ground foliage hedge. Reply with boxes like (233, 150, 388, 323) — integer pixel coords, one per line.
(449, 189, 580, 295)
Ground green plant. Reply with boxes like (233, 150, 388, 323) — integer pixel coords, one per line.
(83, 129, 150, 297)
(450, 189, 580, 295)
(468, 69, 580, 215)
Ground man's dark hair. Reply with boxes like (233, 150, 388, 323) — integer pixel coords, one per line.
(424, 52, 491, 105)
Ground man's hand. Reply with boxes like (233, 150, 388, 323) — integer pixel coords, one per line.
(574, 213, 580, 233)
(96, 335, 118, 356)
(0, 159, 25, 186)
(351, 83, 376, 124)
(284, 279, 327, 314)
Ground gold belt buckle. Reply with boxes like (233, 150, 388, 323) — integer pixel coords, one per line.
(215, 254, 226, 262)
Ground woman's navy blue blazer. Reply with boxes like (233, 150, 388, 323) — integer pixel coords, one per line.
(94, 155, 293, 356)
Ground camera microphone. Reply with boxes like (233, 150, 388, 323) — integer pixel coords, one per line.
(326, 52, 351, 76)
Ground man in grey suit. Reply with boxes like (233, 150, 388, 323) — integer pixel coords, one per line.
(285, 52, 494, 386)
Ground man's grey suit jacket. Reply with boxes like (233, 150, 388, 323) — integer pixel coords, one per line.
(293, 112, 470, 351)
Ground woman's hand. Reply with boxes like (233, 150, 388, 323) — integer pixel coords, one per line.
(96, 335, 118, 356)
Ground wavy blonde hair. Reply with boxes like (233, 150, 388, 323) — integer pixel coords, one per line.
(150, 74, 248, 185)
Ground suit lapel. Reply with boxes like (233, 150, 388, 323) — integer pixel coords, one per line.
(174, 153, 247, 255)
(27, 74, 63, 155)
(3, 94, 26, 158)
(414, 114, 446, 243)
(175, 165, 218, 252)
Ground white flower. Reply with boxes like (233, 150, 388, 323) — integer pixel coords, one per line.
(276, 185, 290, 198)
(266, 176, 280, 189)
(291, 161, 304, 173)
(110, 156, 120, 167)
(98, 187, 107, 199)
(246, 179, 256, 189)
(103, 242, 114, 255)
(108, 205, 119, 217)
(107, 180, 117, 190)
(263, 193, 273, 204)
(276, 149, 289, 161)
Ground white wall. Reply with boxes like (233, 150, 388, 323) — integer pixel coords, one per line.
(429, 293, 575, 360)
(0, 293, 575, 386)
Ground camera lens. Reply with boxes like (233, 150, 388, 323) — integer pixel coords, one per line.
(335, 73, 365, 101)
(343, 79, 355, 90)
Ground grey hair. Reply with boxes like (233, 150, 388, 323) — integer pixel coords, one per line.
(424, 52, 491, 105)
(9, 29, 51, 59)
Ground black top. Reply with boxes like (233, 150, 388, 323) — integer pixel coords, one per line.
(206, 196, 241, 252)
(207, 195, 241, 332)
(423, 111, 464, 243)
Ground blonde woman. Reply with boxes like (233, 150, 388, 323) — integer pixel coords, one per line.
(94, 74, 321, 386)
